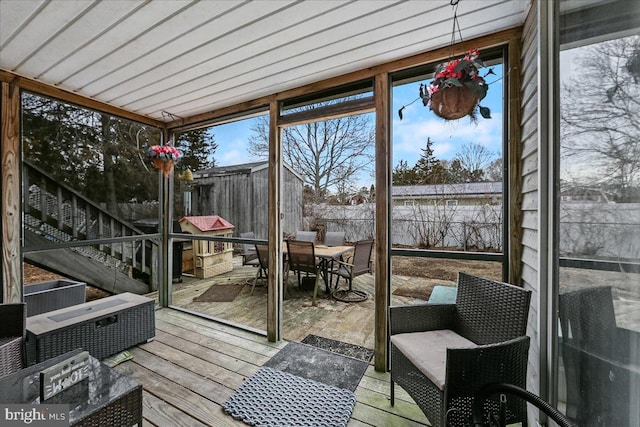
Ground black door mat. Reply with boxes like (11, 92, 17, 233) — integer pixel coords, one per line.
(264, 341, 368, 392)
(302, 334, 374, 363)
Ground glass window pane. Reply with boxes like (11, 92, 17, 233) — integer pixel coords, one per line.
(170, 113, 270, 333)
(22, 92, 161, 298)
(390, 50, 506, 307)
(558, 2, 640, 425)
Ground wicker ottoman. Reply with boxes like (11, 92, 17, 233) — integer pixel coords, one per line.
(26, 293, 155, 365)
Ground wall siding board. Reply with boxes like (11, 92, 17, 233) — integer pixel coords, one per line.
(522, 191, 539, 211)
(520, 1, 540, 417)
(521, 212, 538, 230)
(521, 262, 538, 285)
(522, 245, 539, 269)
(522, 105, 537, 131)
(521, 125, 538, 157)
(522, 152, 538, 176)
(522, 228, 538, 249)
(522, 172, 538, 194)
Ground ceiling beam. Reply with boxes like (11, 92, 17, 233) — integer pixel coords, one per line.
(0, 70, 164, 129)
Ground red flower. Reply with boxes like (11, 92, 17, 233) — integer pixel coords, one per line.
(146, 145, 181, 161)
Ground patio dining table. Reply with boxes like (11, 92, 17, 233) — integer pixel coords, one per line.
(282, 243, 353, 295)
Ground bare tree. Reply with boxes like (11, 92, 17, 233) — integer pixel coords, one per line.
(561, 35, 640, 201)
(485, 157, 503, 182)
(249, 105, 374, 202)
(453, 142, 496, 181)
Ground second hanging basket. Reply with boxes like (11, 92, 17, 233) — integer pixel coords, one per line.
(151, 157, 175, 178)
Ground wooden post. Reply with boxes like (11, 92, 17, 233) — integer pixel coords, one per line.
(1, 81, 23, 303)
(158, 129, 172, 307)
(508, 38, 524, 285)
(267, 98, 282, 342)
(374, 73, 391, 372)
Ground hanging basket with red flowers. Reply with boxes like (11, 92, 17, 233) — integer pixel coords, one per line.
(146, 145, 181, 178)
(420, 49, 491, 121)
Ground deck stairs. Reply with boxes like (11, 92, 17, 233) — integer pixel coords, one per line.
(23, 160, 158, 294)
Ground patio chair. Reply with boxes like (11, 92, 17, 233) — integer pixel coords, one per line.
(559, 286, 640, 426)
(389, 272, 531, 427)
(286, 240, 323, 306)
(324, 231, 345, 247)
(329, 239, 373, 302)
(295, 230, 317, 243)
(240, 231, 259, 266)
(251, 244, 269, 295)
(0, 303, 26, 378)
(472, 383, 574, 427)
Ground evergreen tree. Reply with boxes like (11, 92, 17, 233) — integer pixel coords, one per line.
(22, 92, 162, 209)
(414, 138, 447, 184)
(392, 160, 418, 185)
(175, 129, 217, 172)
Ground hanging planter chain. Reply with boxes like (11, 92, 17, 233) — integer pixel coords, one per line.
(398, 0, 493, 121)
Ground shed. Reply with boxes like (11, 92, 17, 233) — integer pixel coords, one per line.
(178, 215, 235, 279)
(192, 161, 303, 238)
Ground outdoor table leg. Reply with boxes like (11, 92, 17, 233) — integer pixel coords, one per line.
(321, 258, 332, 294)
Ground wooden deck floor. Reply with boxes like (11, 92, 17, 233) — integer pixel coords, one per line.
(114, 308, 430, 426)
(157, 256, 448, 350)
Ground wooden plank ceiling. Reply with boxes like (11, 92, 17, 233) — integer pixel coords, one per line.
(0, 0, 528, 122)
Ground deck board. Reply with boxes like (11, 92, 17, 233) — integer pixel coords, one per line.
(149, 256, 446, 352)
(141, 391, 210, 427)
(118, 307, 430, 426)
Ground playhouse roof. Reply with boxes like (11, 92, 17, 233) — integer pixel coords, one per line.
(179, 216, 235, 232)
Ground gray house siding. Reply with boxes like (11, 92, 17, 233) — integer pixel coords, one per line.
(520, 0, 540, 404)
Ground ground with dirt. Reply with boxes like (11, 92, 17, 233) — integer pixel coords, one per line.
(391, 256, 502, 281)
(24, 263, 111, 301)
(23, 254, 501, 303)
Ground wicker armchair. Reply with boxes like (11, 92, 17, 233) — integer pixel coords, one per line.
(0, 303, 26, 378)
(559, 286, 640, 426)
(389, 273, 531, 427)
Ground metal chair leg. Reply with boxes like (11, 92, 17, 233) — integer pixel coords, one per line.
(390, 381, 395, 406)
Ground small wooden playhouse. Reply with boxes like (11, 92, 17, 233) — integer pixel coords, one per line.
(179, 215, 235, 279)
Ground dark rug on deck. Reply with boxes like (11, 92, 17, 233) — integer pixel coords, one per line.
(192, 284, 244, 302)
(302, 334, 375, 363)
(264, 341, 368, 392)
(223, 366, 355, 427)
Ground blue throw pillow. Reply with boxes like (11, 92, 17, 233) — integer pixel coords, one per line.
(428, 285, 457, 304)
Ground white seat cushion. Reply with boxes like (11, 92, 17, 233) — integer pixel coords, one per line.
(391, 330, 477, 390)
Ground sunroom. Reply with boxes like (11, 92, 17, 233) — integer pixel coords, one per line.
(1, 0, 639, 426)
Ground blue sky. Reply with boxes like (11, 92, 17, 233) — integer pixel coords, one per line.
(391, 63, 504, 166)
(208, 64, 504, 187)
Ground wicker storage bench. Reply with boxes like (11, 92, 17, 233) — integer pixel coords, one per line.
(26, 292, 155, 365)
(24, 279, 86, 316)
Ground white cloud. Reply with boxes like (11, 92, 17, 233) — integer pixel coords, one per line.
(393, 109, 504, 166)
